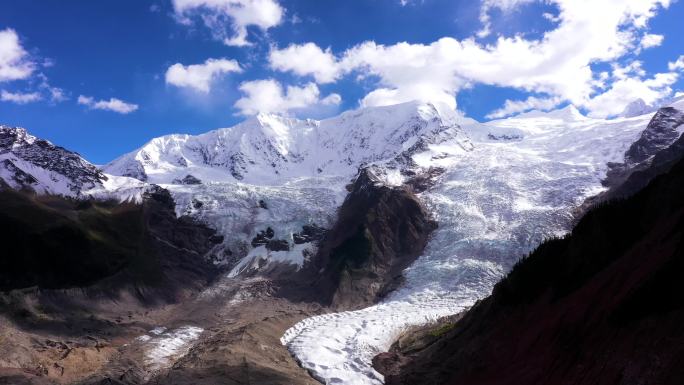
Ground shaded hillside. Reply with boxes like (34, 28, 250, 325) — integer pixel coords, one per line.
(0, 187, 221, 296)
(379, 143, 684, 384)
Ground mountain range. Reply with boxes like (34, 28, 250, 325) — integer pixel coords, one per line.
(1, 97, 684, 384)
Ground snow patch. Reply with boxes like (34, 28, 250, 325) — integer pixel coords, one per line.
(139, 326, 204, 372)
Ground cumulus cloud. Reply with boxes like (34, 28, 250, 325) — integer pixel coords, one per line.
(234, 79, 340, 115)
(583, 71, 678, 117)
(486, 95, 563, 119)
(269, 43, 339, 84)
(171, 0, 284, 46)
(78, 95, 139, 114)
(0, 90, 41, 104)
(0, 28, 35, 82)
(640, 33, 664, 49)
(269, 0, 673, 118)
(166, 58, 242, 93)
(669, 55, 684, 71)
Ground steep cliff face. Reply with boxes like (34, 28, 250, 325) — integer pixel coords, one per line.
(0, 186, 220, 296)
(603, 106, 684, 195)
(284, 167, 436, 309)
(379, 136, 684, 385)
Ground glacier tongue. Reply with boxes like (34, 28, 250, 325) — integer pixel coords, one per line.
(281, 110, 654, 385)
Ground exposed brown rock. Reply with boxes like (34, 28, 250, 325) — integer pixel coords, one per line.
(293, 166, 437, 309)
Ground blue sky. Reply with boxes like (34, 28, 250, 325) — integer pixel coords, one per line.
(0, 0, 683, 164)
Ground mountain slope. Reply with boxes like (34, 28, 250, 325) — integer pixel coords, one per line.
(0, 187, 220, 294)
(379, 126, 684, 385)
(0, 126, 106, 196)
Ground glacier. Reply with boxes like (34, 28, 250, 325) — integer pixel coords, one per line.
(281, 106, 656, 385)
(102, 101, 473, 272)
(107, 102, 659, 385)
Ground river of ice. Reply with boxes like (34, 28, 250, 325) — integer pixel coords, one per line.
(281, 111, 653, 385)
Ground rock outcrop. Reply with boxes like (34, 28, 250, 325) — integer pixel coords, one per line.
(603, 106, 684, 192)
(294, 167, 436, 309)
(0, 126, 106, 195)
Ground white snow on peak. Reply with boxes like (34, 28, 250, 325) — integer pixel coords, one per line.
(620, 98, 657, 118)
(507, 104, 587, 122)
(103, 101, 471, 186)
(100, 101, 473, 273)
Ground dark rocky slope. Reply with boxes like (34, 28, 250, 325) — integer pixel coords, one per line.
(378, 140, 684, 385)
(0, 126, 106, 194)
(279, 167, 436, 309)
(602, 106, 684, 199)
(0, 186, 221, 297)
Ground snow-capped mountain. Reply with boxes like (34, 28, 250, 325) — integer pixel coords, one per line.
(0, 126, 107, 196)
(2, 100, 681, 385)
(0, 125, 149, 201)
(620, 98, 657, 118)
(101, 102, 474, 273)
(282, 104, 675, 385)
(104, 101, 473, 186)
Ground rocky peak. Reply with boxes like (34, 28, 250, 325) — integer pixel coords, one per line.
(624, 106, 684, 165)
(295, 166, 437, 309)
(0, 125, 106, 196)
(600, 106, 684, 196)
(104, 101, 471, 185)
(620, 98, 656, 118)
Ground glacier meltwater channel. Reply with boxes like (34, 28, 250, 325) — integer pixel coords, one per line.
(281, 111, 654, 385)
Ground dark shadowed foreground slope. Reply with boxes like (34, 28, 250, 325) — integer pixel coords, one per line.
(0, 187, 220, 296)
(379, 144, 684, 385)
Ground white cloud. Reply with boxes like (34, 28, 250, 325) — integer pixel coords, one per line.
(166, 58, 242, 93)
(34, 73, 68, 103)
(669, 55, 684, 71)
(234, 79, 340, 115)
(171, 0, 284, 46)
(583, 71, 678, 118)
(612, 61, 646, 80)
(477, 0, 536, 38)
(78, 95, 139, 114)
(486, 95, 563, 119)
(270, 0, 672, 117)
(640, 33, 664, 49)
(0, 28, 35, 82)
(47, 86, 67, 103)
(269, 43, 339, 83)
(1, 90, 41, 104)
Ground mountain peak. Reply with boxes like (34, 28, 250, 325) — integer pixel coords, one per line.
(104, 100, 471, 185)
(620, 98, 656, 118)
(0, 125, 37, 148)
(0, 125, 106, 196)
(511, 104, 587, 121)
